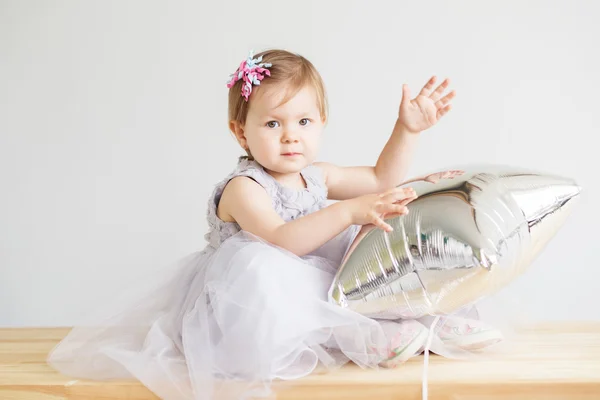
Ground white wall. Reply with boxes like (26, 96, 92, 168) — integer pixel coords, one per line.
(1, 0, 598, 327)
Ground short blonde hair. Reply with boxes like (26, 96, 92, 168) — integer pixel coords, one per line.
(227, 49, 328, 126)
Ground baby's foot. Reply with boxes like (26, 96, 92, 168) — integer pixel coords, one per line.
(377, 319, 429, 368)
(435, 316, 503, 351)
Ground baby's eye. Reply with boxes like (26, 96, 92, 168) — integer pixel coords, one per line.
(266, 121, 279, 128)
(299, 118, 311, 126)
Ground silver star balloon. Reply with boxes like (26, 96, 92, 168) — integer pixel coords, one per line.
(328, 165, 581, 319)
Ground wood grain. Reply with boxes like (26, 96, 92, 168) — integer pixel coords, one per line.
(1, 322, 599, 399)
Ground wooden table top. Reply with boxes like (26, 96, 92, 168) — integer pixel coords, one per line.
(1, 322, 599, 399)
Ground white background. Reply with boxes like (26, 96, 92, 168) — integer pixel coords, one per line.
(1, 0, 598, 327)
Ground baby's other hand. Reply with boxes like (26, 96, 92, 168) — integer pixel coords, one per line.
(397, 76, 456, 133)
(345, 187, 418, 232)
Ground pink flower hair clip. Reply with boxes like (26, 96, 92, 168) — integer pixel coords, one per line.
(226, 50, 272, 101)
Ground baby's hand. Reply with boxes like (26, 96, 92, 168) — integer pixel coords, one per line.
(345, 187, 418, 232)
(397, 76, 456, 134)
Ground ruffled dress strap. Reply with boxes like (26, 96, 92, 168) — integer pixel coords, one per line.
(203, 159, 330, 249)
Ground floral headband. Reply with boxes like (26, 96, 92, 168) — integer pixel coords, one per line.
(226, 50, 272, 101)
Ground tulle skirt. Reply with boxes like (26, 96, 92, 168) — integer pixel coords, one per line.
(47, 229, 402, 400)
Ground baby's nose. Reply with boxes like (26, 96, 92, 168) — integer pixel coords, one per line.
(282, 131, 299, 142)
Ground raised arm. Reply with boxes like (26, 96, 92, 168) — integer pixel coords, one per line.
(317, 76, 456, 201)
(315, 119, 418, 200)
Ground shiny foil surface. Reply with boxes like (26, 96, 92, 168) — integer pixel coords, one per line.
(328, 165, 581, 319)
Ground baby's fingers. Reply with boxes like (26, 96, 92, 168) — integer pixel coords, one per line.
(375, 204, 409, 231)
(373, 216, 393, 232)
(382, 204, 409, 217)
(383, 212, 405, 220)
(381, 187, 417, 203)
(395, 196, 417, 207)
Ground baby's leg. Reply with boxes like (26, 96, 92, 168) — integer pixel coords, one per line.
(418, 306, 503, 352)
(377, 319, 429, 368)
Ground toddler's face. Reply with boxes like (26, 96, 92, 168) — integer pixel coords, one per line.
(238, 84, 324, 175)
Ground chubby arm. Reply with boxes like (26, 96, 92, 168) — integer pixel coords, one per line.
(217, 176, 414, 256)
(317, 77, 456, 201)
(315, 121, 418, 200)
(218, 176, 354, 256)
(317, 161, 465, 200)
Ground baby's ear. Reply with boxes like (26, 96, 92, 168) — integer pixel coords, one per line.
(229, 120, 247, 149)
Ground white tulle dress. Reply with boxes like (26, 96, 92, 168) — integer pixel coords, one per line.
(47, 159, 422, 400)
